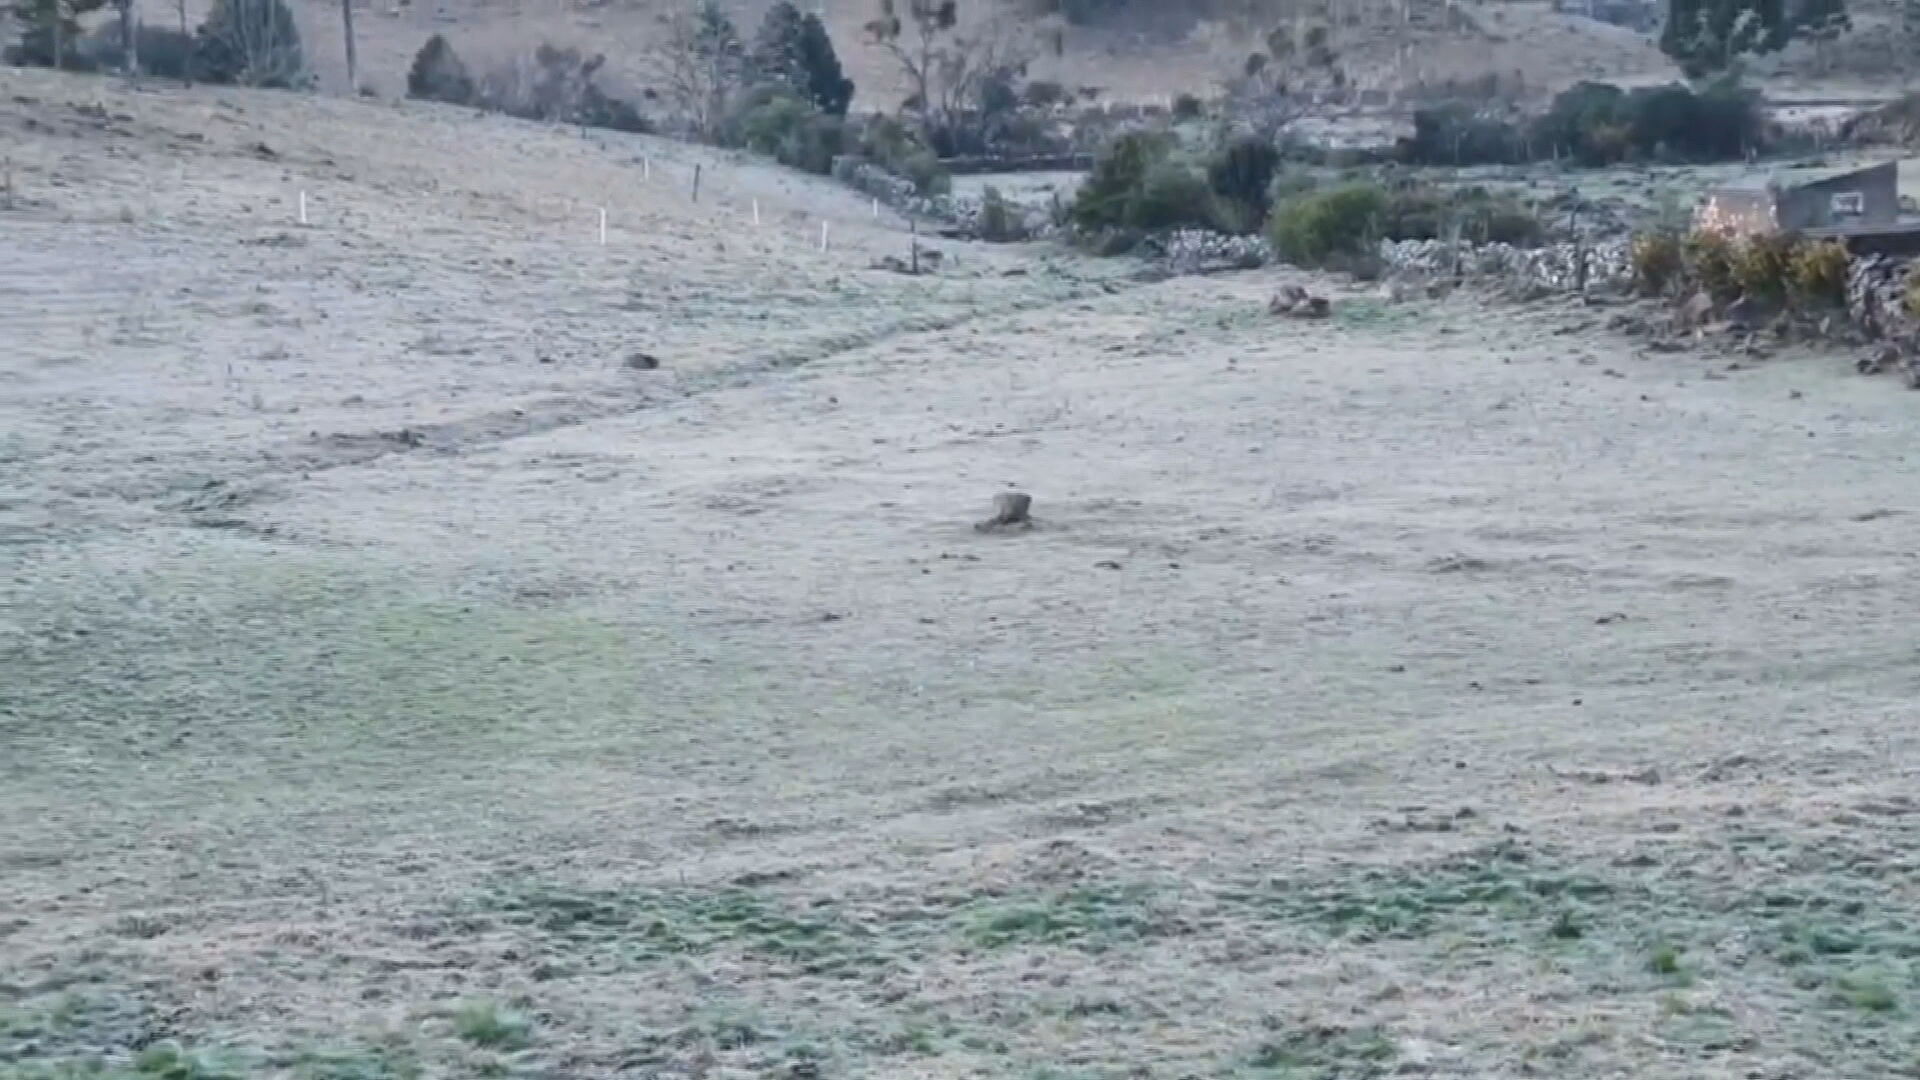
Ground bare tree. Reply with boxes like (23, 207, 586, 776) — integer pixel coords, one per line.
(864, 0, 1031, 152)
(114, 0, 135, 76)
(1221, 21, 1345, 140)
(341, 0, 357, 89)
(648, 0, 746, 141)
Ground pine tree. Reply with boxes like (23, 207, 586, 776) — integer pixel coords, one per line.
(751, 2, 855, 115)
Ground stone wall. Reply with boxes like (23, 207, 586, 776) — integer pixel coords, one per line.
(1379, 237, 1632, 293)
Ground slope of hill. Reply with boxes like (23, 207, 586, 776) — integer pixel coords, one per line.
(254, 0, 1674, 104)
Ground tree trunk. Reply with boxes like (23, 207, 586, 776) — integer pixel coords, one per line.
(52, 14, 64, 70)
(341, 0, 357, 89)
(119, 0, 138, 76)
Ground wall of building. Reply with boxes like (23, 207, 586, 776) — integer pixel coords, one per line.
(1779, 163, 1899, 231)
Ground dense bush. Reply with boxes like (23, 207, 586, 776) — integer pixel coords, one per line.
(1399, 104, 1527, 166)
(1269, 183, 1389, 267)
(1684, 230, 1738, 301)
(1730, 230, 1796, 305)
(1631, 231, 1684, 295)
(75, 21, 196, 78)
(851, 113, 949, 194)
(1071, 130, 1177, 230)
(1128, 161, 1219, 231)
(1401, 78, 1765, 167)
(727, 86, 845, 174)
(1789, 239, 1849, 307)
(1377, 185, 1543, 246)
(192, 0, 306, 87)
(1205, 135, 1280, 234)
(407, 34, 474, 105)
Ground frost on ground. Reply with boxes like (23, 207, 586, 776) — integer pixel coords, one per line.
(6, 69, 1920, 1080)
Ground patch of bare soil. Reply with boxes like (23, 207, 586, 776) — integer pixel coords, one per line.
(7, 68, 1920, 1080)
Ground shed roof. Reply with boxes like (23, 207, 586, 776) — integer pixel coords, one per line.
(1711, 160, 1894, 194)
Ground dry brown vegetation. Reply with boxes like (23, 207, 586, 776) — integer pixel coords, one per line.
(7, 63, 1920, 1080)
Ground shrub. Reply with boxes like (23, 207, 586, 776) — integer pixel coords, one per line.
(1269, 182, 1389, 267)
(1072, 130, 1176, 231)
(407, 34, 474, 105)
(1127, 161, 1217, 231)
(1205, 135, 1280, 234)
(1171, 92, 1204, 120)
(727, 87, 844, 174)
(1376, 185, 1542, 246)
(1789, 238, 1849, 307)
(1631, 231, 1684, 296)
(1906, 271, 1920, 319)
(1529, 78, 1763, 165)
(977, 185, 1027, 241)
(1683, 230, 1738, 301)
(1731, 231, 1797, 305)
(1400, 105, 1525, 165)
(77, 21, 196, 78)
(851, 114, 948, 194)
(1532, 80, 1625, 164)
(193, 0, 306, 87)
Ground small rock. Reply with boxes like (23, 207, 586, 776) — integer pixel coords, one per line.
(974, 491, 1033, 533)
(624, 352, 661, 371)
(1093, 559, 1122, 570)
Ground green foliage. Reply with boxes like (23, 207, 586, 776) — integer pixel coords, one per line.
(1128, 162, 1218, 231)
(1632, 232, 1685, 296)
(1789, 238, 1849, 307)
(76, 22, 197, 78)
(1685, 229, 1738, 301)
(851, 113, 949, 194)
(1071, 130, 1175, 230)
(192, 0, 306, 87)
(1205, 135, 1281, 234)
(727, 86, 845, 174)
(132, 1044, 244, 1080)
(1269, 183, 1390, 267)
(1409, 78, 1767, 167)
(1377, 185, 1543, 246)
(407, 34, 474, 106)
(1650, 945, 1684, 975)
(1401, 105, 1527, 165)
(1731, 231, 1797, 304)
(750, 2, 855, 116)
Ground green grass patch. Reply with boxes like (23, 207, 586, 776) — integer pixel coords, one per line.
(451, 1002, 533, 1051)
(477, 883, 890, 976)
(1244, 1024, 1397, 1079)
(960, 885, 1170, 950)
